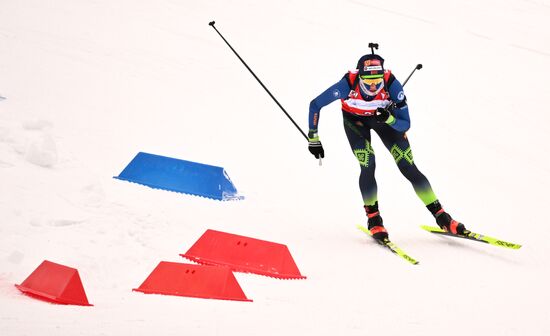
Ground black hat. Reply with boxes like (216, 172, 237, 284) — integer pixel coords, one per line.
(356, 54, 385, 78)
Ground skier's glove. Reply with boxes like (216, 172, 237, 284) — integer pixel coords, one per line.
(375, 104, 396, 125)
(308, 130, 324, 159)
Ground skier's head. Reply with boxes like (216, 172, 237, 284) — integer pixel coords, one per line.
(356, 54, 385, 96)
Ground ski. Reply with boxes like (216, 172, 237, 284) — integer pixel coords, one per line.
(420, 225, 521, 250)
(357, 225, 419, 265)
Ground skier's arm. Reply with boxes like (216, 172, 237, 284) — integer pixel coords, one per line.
(386, 78, 411, 133)
(309, 77, 350, 132)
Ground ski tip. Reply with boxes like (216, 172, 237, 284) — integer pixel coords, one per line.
(495, 241, 522, 249)
(359, 224, 420, 265)
(404, 255, 420, 265)
(421, 225, 522, 250)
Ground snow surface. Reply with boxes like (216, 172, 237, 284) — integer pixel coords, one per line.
(1, 0, 550, 335)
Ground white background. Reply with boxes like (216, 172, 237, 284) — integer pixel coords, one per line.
(1, 0, 549, 335)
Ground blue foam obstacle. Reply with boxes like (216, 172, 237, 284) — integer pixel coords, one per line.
(114, 152, 243, 201)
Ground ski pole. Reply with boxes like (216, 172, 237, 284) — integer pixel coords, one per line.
(208, 21, 308, 142)
(402, 64, 423, 87)
(378, 63, 423, 115)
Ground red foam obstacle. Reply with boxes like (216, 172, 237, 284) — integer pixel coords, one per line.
(181, 229, 306, 279)
(15, 260, 92, 306)
(133, 261, 252, 302)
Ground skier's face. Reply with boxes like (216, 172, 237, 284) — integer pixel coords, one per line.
(360, 76, 384, 96)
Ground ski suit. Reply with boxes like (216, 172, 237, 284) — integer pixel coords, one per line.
(309, 70, 438, 207)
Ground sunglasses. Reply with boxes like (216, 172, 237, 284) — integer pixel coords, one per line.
(360, 76, 384, 85)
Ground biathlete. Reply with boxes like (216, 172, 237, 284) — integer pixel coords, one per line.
(307, 48, 469, 242)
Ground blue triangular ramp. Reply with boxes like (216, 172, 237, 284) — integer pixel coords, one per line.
(114, 152, 243, 201)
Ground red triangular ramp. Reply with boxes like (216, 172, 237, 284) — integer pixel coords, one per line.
(15, 260, 92, 306)
(181, 229, 306, 279)
(133, 261, 252, 302)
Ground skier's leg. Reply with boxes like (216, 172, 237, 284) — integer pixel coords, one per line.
(374, 127, 437, 205)
(343, 114, 387, 240)
(343, 115, 378, 205)
(374, 125, 468, 235)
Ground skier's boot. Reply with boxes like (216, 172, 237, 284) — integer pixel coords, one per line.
(427, 200, 469, 235)
(364, 202, 389, 243)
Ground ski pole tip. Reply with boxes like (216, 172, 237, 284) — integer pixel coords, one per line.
(208, 21, 216, 26)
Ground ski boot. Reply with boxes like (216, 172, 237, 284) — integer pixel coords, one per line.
(364, 202, 389, 243)
(427, 200, 469, 236)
